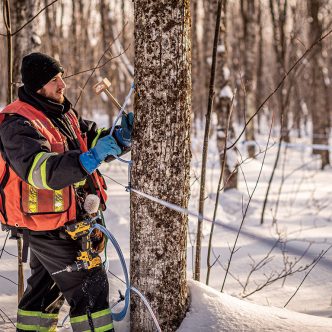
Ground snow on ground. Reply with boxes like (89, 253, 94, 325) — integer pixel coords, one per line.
(0, 117, 332, 331)
(179, 280, 332, 331)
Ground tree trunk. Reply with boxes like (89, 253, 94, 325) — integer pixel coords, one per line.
(130, 1, 191, 331)
(255, 0, 264, 134)
(191, 0, 203, 135)
(269, 0, 289, 143)
(241, 0, 257, 158)
(11, 0, 41, 98)
(202, 0, 214, 124)
(214, 0, 238, 189)
(307, 0, 330, 168)
(99, 0, 120, 124)
(44, 0, 59, 57)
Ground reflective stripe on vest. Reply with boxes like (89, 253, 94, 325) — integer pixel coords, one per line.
(23, 184, 65, 214)
(28, 152, 58, 190)
(91, 128, 107, 148)
(16, 309, 58, 331)
(0, 100, 77, 230)
(70, 308, 113, 332)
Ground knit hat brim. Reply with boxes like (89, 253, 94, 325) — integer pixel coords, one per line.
(21, 52, 64, 92)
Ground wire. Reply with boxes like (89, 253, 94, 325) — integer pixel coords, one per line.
(109, 82, 135, 137)
(91, 224, 162, 331)
(131, 286, 161, 332)
(0, 307, 15, 327)
(0, 231, 9, 260)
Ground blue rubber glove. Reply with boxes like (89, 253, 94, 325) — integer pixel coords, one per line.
(114, 112, 134, 148)
(79, 135, 122, 174)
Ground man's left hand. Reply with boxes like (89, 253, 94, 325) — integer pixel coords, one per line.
(115, 112, 134, 147)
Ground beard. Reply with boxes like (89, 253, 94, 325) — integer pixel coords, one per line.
(38, 87, 65, 104)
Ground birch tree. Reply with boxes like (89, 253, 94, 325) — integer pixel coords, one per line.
(130, 1, 191, 331)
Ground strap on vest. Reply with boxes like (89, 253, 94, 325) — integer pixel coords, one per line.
(8, 228, 29, 263)
(0, 163, 10, 223)
(22, 230, 29, 263)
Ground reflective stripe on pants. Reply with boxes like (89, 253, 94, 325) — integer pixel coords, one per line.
(16, 309, 58, 331)
(70, 308, 114, 332)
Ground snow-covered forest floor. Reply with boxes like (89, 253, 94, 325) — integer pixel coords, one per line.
(0, 116, 332, 331)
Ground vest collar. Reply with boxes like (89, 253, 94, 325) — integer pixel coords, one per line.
(18, 86, 71, 118)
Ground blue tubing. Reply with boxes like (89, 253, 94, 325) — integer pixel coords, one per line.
(91, 224, 130, 322)
(91, 224, 162, 331)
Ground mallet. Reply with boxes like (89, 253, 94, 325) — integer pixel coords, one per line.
(93, 78, 123, 112)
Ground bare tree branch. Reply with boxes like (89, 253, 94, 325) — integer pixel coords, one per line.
(206, 92, 236, 285)
(227, 26, 332, 150)
(72, 23, 128, 108)
(0, 0, 59, 37)
(64, 46, 130, 79)
(221, 112, 275, 292)
(284, 245, 332, 307)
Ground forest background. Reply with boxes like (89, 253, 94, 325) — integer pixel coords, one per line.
(0, 0, 332, 331)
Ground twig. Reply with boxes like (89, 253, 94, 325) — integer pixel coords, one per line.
(206, 91, 235, 285)
(0, 0, 59, 37)
(0, 232, 9, 260)
(221, 112, 275, 292)
(284, 246, 332, 307)
(2, 249, 18, 258)
(243, 247, 326, 298)
(194, 0, 223, 281)
(0, 307, 15, 327)
(64, 46, 130, 79)
(227, 26, 332, 150)
(241, 238, 280, 294)
(73, 23, 128, 108)
(0, 274, 18, 285)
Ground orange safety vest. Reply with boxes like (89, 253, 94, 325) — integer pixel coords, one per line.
(0, 100, 107, 231)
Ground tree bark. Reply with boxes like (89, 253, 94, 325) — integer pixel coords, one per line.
(191, 0, 203, 135)
(255, 0, 264, 134)
(241, 0, 257, 157)
(202, 0, 214, 124)
(130, 1, 191, 331)
(99, 0, 121, 125)
(44, 0, 59, 57)
(11, 0, 41, 98)
(307, 0, 330, 168)
(214, 0, 237, 190)
(269, 0, 289, 142)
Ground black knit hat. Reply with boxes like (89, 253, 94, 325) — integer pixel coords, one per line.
(21, 52, 64, 92)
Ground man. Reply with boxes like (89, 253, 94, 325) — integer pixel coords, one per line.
(0, 52, 133, 331)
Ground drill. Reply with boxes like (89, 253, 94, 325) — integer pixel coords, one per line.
(64, 216, 102, 272)
(52, 195, 104, 275)
(52, 216, 103, 275)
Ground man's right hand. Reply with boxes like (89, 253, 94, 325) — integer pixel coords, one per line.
(79, 135, 121, 174)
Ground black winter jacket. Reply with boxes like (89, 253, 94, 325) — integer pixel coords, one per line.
(0, 87, 110, 190)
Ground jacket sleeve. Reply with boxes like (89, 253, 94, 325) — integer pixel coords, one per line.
(0, 115, 87, 190)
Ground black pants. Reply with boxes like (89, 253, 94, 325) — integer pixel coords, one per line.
(17, 230, 114, 331)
